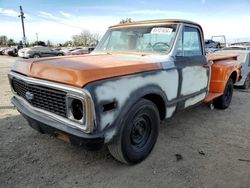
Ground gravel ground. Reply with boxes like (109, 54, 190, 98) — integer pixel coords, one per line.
(0, 56, 249, 188)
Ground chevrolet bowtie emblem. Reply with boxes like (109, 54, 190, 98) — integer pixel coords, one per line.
(25, 91, 34, 101)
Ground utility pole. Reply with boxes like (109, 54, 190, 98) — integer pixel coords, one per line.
(35, 33, 38, 42)
(18, 6, 26, 46)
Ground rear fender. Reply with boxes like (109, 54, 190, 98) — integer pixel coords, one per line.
(209, 61, 240, 93)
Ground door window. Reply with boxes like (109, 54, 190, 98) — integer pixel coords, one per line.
(177, 26, 203, 56)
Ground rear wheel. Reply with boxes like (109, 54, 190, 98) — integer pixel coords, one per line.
(108, 99, 160, 164)
(33, 54, 40, 58)
(213, 78, 234, 109)
(242, 74, 250, 89)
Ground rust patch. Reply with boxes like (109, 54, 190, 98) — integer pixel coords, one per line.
(55, 132, 70, 143)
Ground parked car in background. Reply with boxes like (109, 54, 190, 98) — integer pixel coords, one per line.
(211, 35, 227, 48)
(214, 50, 250, 89)
(61, 47, 82, 55)
(4, 47, 18, 57)
(18, 46, 64, 58)
(52, 48, 62, 51)
(223, 45, 250, 51)
(205, 48, 222, 54)
(0, 47, 8, 55)
(71, 47, 95, 55)
(205, 39, 221, 48)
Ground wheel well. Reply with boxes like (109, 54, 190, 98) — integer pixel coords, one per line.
(230, 71, 237, 83)
(143, 94, 166, 120)
(33, 53, 40, 57)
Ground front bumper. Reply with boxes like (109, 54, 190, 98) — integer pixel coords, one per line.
(11, 96, 104, 150)
(18, 52, 31, 58)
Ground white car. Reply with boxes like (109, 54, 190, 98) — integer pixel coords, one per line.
(224, 45, 250, 51)
(61, 47, 82, 56)
(71, 47, 92, 55)
(215, 50, 250, 89)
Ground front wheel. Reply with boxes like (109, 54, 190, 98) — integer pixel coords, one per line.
(108, 99, 160, 164)
(213, 78, 234, 109)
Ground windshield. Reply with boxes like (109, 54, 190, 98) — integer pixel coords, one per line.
(94, 24, 178, 54)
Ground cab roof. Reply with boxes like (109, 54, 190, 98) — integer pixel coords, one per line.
(110, 19, 202, 28)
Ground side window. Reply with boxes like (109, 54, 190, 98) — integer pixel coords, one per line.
(41, 47, 50, 52)
(176, 26, 203, 57)
(176, 34, 183, 56)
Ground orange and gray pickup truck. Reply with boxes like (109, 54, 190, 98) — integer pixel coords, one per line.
(9, 19, 241, 164)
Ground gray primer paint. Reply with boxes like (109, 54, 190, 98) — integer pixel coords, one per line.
(84, 52, 210, 144)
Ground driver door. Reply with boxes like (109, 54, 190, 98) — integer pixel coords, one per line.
(175, 25, 210, 109)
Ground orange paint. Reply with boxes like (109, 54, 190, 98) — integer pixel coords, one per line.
(204, 54, 241, 103)
(12, 54, 161, 87)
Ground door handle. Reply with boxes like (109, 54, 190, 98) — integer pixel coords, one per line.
(203, 64, 210, 68)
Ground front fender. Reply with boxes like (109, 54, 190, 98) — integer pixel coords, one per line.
(84, 69, 179, 140)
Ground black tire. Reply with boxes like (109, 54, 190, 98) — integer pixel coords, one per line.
(108, 99, 160, 164)
(213, 78, 234, 109)
(57, 53, 64, 56)
(33, 54, 40, 58)
(242, 74, 250, 89)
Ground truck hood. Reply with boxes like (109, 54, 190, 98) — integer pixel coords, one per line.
(12, 54, 162, 87)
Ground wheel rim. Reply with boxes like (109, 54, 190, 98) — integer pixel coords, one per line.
(130, 114, 151, 150)
(33, 55, 39, 58)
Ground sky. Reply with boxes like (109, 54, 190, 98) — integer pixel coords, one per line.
(0, 0, 250, 44)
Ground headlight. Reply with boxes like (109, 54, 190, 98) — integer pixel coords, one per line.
(67, 96, 86, 125)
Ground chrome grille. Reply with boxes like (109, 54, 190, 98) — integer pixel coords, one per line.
(11, 78, 67, 117)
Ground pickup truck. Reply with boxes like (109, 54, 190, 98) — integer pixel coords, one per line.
(9, 19, 241, 164)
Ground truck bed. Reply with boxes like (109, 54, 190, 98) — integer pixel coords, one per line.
(204, 54, 240, 103)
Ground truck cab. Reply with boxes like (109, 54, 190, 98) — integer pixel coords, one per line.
(9, 19, 240, 164)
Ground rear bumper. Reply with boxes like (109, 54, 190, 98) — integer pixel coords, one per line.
(234, 75, 246, 86)
(11, 96, 104, 150)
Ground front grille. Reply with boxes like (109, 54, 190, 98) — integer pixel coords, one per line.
(11, 78, 67, 117)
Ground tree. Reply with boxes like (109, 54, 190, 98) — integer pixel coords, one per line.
(63, 40, 73, 47)
(18, 40, 23, 46)
(17, 40, 24, 49)
(119, 18, 133, 24)
(31, 41, 46, 46)
(47, 40, 52, 47)
(72, 30, 101, 46)
(0, 35, 8, 46)
(7, 39, 16, 46)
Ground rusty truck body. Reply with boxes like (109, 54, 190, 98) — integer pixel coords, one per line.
(9, 20, 240, 164)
